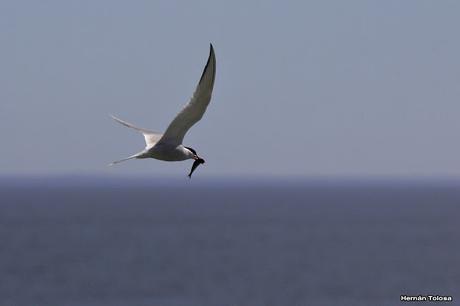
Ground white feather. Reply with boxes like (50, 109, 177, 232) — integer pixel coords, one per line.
(110, 114, 162, 149)
(157, 44, 216, 146)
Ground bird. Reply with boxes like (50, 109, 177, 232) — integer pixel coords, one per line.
(110, 44, 216, 178)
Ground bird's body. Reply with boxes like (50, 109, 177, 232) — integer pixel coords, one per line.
(110, 44, 216, 178)
(143, 143, 194, 162)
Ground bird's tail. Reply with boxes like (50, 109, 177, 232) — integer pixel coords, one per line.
(109, 152, 143, 166)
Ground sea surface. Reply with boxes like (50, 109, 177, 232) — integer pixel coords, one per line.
(0, 177, 459, 306)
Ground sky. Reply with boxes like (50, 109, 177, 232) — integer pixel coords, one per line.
(1, 0, 459, 178)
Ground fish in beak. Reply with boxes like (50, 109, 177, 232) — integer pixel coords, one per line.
(188, 157, 205, 178)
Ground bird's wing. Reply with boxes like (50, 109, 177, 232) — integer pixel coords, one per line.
(157, 44, 216, 146)
(110, 115, 163, 149)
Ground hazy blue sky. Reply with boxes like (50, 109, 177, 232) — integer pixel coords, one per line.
(1, 1, 459, 177)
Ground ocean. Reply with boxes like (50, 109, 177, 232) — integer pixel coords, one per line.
(0, 177, 458, 306)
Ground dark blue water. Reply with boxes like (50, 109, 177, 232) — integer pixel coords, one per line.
(0, 177, 459, 306)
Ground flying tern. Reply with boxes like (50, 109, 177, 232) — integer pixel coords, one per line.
(110, 44, 216, 178)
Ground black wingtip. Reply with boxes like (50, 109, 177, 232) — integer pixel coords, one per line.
(209, 43, 215, 57)
(197, 43, 216, 86)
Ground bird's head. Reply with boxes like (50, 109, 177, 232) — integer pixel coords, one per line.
(184, 146, 203, 161)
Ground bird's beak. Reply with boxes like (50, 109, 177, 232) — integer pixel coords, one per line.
(193, 155, 205, 162)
